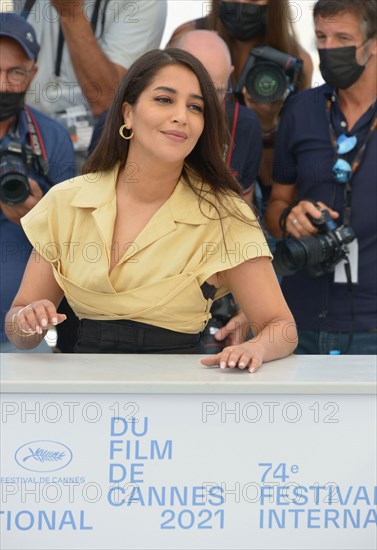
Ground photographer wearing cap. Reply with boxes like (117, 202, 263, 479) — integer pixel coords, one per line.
(0, 12, 75, 352)
(265, 0, 377, 354)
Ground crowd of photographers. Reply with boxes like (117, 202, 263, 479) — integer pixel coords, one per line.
(0, 0, 376, 356)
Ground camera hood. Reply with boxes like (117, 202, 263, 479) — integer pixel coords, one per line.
(235, 45, 303, 104)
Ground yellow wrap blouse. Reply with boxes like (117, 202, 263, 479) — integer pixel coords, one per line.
(21, 166, 271, 333)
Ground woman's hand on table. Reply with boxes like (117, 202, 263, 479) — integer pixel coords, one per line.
(200, 340, 264, 373)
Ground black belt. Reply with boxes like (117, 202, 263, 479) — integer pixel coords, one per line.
(75, 319, 202, 354)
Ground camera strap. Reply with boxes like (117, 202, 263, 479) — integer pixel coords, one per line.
(326, 96, 377, 226)
(225, 100, 240, 169)
(21, 0, 36, 18)
(55, 0, 108, 78)
(22, 0, 109, 78)
(23, 106, 50, 182)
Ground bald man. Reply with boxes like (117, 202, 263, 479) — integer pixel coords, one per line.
(173, 29, 232, 102)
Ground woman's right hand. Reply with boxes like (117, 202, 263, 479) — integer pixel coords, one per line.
(13, 301, 66, 335)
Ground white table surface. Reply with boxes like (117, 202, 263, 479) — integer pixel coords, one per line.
(1, 353, 376, 394)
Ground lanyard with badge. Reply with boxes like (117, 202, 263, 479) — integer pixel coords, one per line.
(326, 95, 377, 282)
(325, 95, 377, 351)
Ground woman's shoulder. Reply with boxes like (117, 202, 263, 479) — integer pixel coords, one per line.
(25, 169, 117, 223)
(46, 170, 114, 199)
(197, 182, 257, 224)
(49, 173, 88, 192)
(185, 170, 253, 215)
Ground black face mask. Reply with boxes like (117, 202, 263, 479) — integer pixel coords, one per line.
(0, 91, 26, 121)
(318, 44, 369, 90)
(219, 1, 268, 41)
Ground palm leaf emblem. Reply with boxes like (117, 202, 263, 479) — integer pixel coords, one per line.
(23, 447, 66, 463)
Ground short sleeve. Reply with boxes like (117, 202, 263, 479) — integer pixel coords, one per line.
(21, 185, 66, 264)
(196, 197, 272, 292)
(98, 0, 167, 69)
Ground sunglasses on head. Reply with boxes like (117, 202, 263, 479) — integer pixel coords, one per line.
(332, 133, 357, 184)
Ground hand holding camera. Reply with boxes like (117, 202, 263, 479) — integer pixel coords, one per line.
(0, 177, 43, 225)
(274, 202, 356, 278)
(286, 200, 339, 238)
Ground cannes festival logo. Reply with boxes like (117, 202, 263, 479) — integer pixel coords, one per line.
(15, 440, 73, 472)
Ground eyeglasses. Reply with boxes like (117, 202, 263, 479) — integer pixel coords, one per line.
(332, 133, 357, 183)
(0, 67, 34, 85)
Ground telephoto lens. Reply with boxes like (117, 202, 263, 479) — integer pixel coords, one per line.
(273, 210, 356, 278)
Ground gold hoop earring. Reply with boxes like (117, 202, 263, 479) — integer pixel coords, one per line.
(119, 124, 134, 140)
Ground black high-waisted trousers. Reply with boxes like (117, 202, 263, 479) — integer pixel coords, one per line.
(75, 319, 202, 354)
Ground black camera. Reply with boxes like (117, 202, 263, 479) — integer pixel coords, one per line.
(202, 295, 239, 354)
(0, 143, 30, 205)
(236, 45, 303, 103)
(273, 209, 356, 278)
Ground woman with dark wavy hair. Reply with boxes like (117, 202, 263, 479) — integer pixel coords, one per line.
(6, 49, 297, 372)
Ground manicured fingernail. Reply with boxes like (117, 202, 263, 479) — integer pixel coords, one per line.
(220, 361, 227, 369)
(249, 367, 256, 373)
(239, 361, 246, 368)
(36, 326, 42, 334)
(41, 318, 47, 327)
(229, 361, 236, 367)
(52, 317, 58, 325)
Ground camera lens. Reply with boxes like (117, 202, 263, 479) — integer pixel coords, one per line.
(273, 239, 309, 276)
(273, 234, 336, 277)
(273, 206, 356, 278)
(246, 62, 289, 103)
(304, 234, 335, 266)
(0, 154, 30, 205)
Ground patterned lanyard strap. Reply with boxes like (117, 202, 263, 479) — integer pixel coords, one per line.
(326, 96, 377, 225)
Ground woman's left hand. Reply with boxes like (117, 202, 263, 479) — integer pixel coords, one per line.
(200, 341, 264, 373)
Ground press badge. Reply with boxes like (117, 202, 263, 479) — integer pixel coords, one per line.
(334, 239, 359, 284)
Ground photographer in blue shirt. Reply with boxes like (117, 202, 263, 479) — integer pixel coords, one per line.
(265, 0, 377, 355)
(0, 13, 75, 352)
